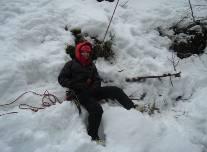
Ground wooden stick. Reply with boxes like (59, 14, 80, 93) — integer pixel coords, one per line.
(126, 72, 181, 82)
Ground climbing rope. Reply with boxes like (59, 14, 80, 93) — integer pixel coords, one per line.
(0, 112, 18, 117)
(18, 90, 62, 112)
(0, 90, 81, 117)
(102, 0, 120, 42)
(66, 89, 82, 114)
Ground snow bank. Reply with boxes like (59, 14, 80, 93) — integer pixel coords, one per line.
(0, 0, 207, 151)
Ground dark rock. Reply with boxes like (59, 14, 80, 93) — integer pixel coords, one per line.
(158, 20, 207, 59)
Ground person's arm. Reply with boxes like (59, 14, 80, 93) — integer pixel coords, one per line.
(58, 61, 74, 88)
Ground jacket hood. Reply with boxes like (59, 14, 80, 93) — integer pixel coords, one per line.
(75, 41, 93, 65)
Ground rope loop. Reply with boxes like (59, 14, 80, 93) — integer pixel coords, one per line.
(0, 90, 62, 117)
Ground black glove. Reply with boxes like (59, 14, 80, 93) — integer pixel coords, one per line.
(86, 78, 92, 86)
(72, 82, 88, 90)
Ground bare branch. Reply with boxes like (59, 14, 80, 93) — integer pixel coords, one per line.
(168, 51, 180, 72)
(194, 5, 207, 7)
(169, 16, 188, 30)
(169, 76, 174, 87)
(120, 0, 130, 7)
(126, 72, 181, 82)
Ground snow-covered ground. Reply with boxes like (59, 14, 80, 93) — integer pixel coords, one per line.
(0, 0, 207, 152)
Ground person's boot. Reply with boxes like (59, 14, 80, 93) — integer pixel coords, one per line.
(88, 129, 105, 145)
(92, 136, 105, 145)
(134, 104, 145, 113)
(135, 103, 160, 114)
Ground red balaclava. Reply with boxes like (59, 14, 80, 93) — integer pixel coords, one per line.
(75, 41, 92, 66)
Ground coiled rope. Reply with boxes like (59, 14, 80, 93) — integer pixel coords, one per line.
(0, 90, 81, 117)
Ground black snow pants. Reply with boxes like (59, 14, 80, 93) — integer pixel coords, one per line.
(76, 86, 135, 139)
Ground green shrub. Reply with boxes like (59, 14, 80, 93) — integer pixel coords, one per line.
(65, 27, 115, 60)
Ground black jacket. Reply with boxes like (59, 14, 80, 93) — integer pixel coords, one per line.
(58, 59, 101, 92)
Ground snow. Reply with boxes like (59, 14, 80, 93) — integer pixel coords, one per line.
(0, 0, 207, 152)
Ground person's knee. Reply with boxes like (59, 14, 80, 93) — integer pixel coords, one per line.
(111, 86, 124, 95)
(110, 86, 123, 93)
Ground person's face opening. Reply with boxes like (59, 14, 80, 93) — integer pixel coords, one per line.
(80, 51, 90, 59)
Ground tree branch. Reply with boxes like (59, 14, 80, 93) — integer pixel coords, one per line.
(126, 72, 181, 82)
(168, 51, 180, 72)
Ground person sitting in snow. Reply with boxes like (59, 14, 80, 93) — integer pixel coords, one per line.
(58, 41, 141, 141)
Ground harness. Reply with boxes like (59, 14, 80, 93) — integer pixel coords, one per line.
(65, 89, 82, 114)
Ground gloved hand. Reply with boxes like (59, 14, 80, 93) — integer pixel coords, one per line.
(72, 82, 88, 90)
(86, 78, 92, 86)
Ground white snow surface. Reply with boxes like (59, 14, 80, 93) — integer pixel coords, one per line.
(0, 0, 207, 152)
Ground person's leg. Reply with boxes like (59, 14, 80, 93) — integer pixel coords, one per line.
(77, 90, 103, 140)
(93, 86, 136, 110)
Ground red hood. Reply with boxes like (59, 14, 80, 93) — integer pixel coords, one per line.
(75, 41, 93, 66)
